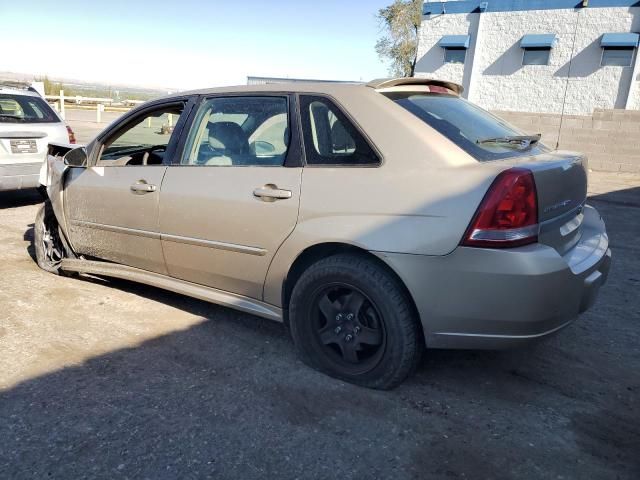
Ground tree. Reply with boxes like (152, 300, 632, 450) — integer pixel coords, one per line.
(375, 0, 423, 77)
(36, 76, 64, 95)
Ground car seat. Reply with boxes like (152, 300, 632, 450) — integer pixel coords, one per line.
(201, 121, 250, 166)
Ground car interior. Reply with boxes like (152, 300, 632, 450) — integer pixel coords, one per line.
(98, 105, 184, 166)
(95, 96, 363, 168)
(308, 101, 356, 157)
(0, 94, 58, 123)
(186, 97, 290, 167)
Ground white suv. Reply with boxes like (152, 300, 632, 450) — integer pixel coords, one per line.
(0, 85, 75, 191)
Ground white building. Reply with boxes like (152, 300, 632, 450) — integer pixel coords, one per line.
(416, 0, 640, 115)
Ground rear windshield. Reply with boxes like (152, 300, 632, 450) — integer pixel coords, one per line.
(0, 94, 60, 124)
(384, 92, 549, 161)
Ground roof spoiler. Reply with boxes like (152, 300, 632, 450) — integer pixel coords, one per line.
(0, 81, 40, 94)
(366, 77, 464, 95)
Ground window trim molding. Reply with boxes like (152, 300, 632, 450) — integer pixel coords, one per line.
(296, 93, 384, 168)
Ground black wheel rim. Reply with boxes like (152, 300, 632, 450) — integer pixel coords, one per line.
(41, 215, 64, 267)
(309, 283, 386, 375)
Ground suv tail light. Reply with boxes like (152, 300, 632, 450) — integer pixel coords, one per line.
(462, 168, 538, 248)
(66, 125, 76, 144)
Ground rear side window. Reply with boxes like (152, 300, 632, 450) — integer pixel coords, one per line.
(384, 92, 549, 161)
(0, 94, 59, 124)
(299, 95, 380, 166)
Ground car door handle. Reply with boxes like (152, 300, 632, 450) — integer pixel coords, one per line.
(130, 181, 157, 194)
(253, 184, 292, 201)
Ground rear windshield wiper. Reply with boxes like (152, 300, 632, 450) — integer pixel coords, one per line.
(477, 134, 541, 149)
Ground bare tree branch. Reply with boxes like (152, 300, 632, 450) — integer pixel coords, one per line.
(375, 0, 423, 77)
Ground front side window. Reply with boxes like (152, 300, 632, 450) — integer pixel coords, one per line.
(522, 47, 551, 65)
(0, 94, 59, 124)
(601, 47, 635, 67)
(444, 48, 466, 64)
(98, 103, 183, 166)
(299, 95, 380, 166)
(182, 96, 289, 166)
(384, 92, 549, 162)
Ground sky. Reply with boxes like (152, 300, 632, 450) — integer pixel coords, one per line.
(1, 0, 393, 90)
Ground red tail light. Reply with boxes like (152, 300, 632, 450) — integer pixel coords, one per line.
(462, 168, 538, 248)
(66, 125, 76, 144)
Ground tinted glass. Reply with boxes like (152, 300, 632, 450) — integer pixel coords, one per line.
(0, 94, 59, 124)
(601, 47, 634, 67)
(299, 95, 380, 166)
(98, 104, 183, 166)
(182, 96, 289, 166)
(385, 92, 549, 161)
(444, 48, 466, 64)
(523, 48, 551, 65)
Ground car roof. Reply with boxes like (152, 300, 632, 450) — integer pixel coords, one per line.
(0, 87, 42, 97)
(165, 77, 463, 100)
(176, 82, 367, 97)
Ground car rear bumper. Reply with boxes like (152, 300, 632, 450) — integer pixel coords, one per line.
(374, 205, 611, 349)
(0, 163, 42, 191)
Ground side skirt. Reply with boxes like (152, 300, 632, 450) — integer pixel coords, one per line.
(60, 259, 283, 322)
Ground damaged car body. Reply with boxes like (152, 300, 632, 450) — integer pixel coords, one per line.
(36, 78, 611, 389)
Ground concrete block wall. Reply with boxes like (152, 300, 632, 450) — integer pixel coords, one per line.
(491, 109, 640, 173)
(415, 12, 476, 89)
(417, 5, 640, 115)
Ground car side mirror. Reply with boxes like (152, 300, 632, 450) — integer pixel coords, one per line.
(63, 147, 87, 167)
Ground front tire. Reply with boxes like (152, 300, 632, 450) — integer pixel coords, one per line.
(289, 253, 423, 390)
(34, 202, 71, 274)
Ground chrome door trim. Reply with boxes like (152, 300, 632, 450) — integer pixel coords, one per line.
(161, 233, 267, 256)
(71, 220, 267, 256)
(70, 220, 161, 239)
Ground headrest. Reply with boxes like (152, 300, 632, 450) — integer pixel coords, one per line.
(208, 121, 248, 154)
(330, 121, 354, 152)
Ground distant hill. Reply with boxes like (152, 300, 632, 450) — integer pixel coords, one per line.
(0, 71, 173, 101)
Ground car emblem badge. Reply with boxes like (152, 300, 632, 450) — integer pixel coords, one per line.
(543, 199, 573, 213)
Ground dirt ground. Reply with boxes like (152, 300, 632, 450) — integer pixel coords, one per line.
(0, 172, 638, 479)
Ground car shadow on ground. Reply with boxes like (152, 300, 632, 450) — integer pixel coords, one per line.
(23, 223, 36, 261)
(21, 216, 518, 377)
(5, 184, 638, 478)
(0, 188, 42, 209)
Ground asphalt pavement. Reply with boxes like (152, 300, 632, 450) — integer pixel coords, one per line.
(64, 108, 124, 144)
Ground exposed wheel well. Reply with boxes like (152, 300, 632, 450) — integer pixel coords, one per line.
(281, 243, 424, 342)
(39, 196, 77, 260)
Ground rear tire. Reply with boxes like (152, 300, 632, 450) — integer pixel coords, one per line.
(34, 202, 73, 275)
(289, 253, 423, 390)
